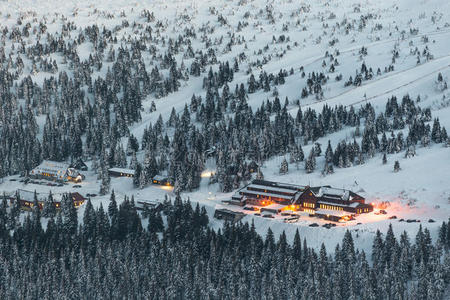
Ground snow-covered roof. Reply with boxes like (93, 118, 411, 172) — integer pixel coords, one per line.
(31, 160, 70, 177)
(108, 168, 135, 175)
(251, 179, 305, 191)
(136, 199, 160, 205)
(241, 189, 294, 200)
(247, 183, 298, 195)
(317, 187, 350, 200)
(153, 175, 167, 181)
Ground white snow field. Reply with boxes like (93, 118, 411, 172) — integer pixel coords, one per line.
(0, 0, 449, 253)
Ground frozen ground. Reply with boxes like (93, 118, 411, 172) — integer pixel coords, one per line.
(0, 0, 449, 253)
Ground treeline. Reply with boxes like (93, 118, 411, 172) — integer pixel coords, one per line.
(0, 192, 449, 299)
(134, 90, 448, 192)
(0, 7, 449, 196)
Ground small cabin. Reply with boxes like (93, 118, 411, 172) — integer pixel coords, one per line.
(135, 200, 163, 211)
(152, 175, 171, 186)
(108, 168, 135, 178)
(214, 209, 245, 223)
(71, 192, 86, 208)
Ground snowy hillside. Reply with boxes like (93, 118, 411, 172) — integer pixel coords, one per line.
(0, 0, 449, 255)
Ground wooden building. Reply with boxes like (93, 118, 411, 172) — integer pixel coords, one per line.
(214, 209, 245, 223)
(108, 168, 135, 178)
(233, 179, 306, 206)
(30, 160, 85, 183)
(135, 199, 163, 211)
(12, 190, 86, 210)
(294, 186, 373, 214)
(152, 175, 172, 186)
(231, 180, 373, 221)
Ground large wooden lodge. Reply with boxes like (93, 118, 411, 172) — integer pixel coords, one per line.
(231, 179, 373, 221)
(30, 160, 85, 183)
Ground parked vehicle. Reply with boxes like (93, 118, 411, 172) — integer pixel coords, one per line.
(284, 216, 299, 223)
(73, 185, 82, 188)
(262, 213, 274, 218)
(309, 223, 319, 227)
(389, 215, 397, 219)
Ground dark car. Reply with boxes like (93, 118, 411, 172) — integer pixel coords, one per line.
(73, 185, 82, 188)
(309, 223, 319, 227)
(9, 179, 17, 182)
(389, 215, 397, 219)
(428, 219, 435, 223)
(262, 213, 274, 218)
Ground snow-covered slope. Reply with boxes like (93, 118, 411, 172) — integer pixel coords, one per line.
(0, 0, 449, 253)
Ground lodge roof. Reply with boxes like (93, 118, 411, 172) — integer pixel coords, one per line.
(31, 160, 70, 175)
(108, 168, 135, 175)
(246, 183, 299, 195)
(241, 189, 294, 201)
(251, 179, 306, 191)
(71, 192, 86, 202)
(153, 175, 168, 181)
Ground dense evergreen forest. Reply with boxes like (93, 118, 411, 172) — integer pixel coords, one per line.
(0, 10, 448, 195)
(0, 192, 448, 299)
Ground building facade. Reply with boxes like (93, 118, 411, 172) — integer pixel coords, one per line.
(231, 179, 373, 221)
(108, 168, 135, 178)
(30, 160, 84, 182)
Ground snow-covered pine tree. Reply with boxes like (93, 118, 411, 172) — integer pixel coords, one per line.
(305, 148, 316, 173)
(279, 158, 289, 174)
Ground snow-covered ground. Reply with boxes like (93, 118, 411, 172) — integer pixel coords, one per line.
(0, 0, 449, 253)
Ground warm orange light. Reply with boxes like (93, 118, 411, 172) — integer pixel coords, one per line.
(201, 171, 213, 178)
